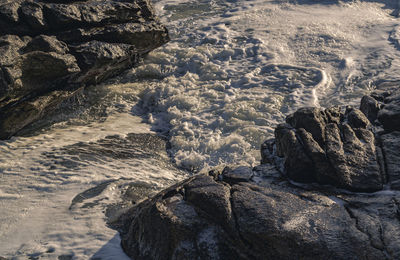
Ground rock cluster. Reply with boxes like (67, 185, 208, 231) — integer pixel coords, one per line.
(262, 82, 400, 192)
(0, 0, 169, 139)
(117, 82, 400, 259)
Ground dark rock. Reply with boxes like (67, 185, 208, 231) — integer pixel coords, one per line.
(118, 177, 248, 260)
(377, 89, 400, 132)
(184, 174, 233, 226)
(296, 128, 335, 184)
(360, 95, 381, 123)
(118, 171, 397, 260)
(0, 88, 80, 139)
(22, 35, 69, 54)
(117, 84, 400, 259)
(260, 138, 275, 164)
(0, 0, 169, 138)
(380, 131, 400, 190)
(221, 166, 253, 183)
(345, 107, 370, 129)
(325, 123, 382, 191)
(274, 106, 384, 192)
(286, 107, 327, 146)
(324, 105, 342, 124)
(359, 81, 400, 132)
(275, 123, 315, 182)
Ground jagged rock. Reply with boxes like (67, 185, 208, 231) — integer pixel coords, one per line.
(273, 106, 383, 192)
(360, 95, 381, 123)
(378, 87, 400, 132)
(380, 131, 400, 190)
(274, 123, 314, 182)
(296, 128, 335, 184)
(346, 107, 370, 129)
(0, 0, 169, 139)
(358, 81, 400, 132)
(285, 107, 327, 146)
(117, 168, 399, 260)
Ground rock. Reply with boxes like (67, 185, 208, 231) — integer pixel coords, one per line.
(222, 166, 253, 183)
(117, 169, 398, 259)
(357, 81, 400, 132)
(260, 138, 275, 164)
(380, 131, 400, 190)
(345, 107, 370, 129)
(378, 88, 400, 132)
(22, 35, 69, 54)
(274, 123, 315, 182)
(0, 0, 169, 139)
(296, 128, 335, 184)
(0, 88, 79, 139)
(273, 106, 384, 192)
(286, 107, 327, 146)
(325, 123, 382, 191)
(360, 95, 381, 123)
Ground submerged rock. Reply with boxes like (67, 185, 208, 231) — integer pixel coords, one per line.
(0, 0, 169, 139)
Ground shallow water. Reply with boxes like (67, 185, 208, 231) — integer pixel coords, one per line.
(1, 0, 400, 258)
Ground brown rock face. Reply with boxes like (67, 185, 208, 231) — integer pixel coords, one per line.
(0, 0, 169, 139)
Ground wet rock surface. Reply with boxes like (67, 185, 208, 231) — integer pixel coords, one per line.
(117, 82, 400, 259)
(0, 0, 169, 139)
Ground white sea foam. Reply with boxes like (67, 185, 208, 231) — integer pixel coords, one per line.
(1, 0, 400, 258)
(130, 0, 400, 171)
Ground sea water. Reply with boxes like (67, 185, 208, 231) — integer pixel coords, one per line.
(1, 0, 399, 258)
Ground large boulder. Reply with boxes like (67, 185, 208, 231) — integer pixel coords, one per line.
(272, 106, 384, 192)
(0, 0, 169, 139)
(116, 166, 400, 260)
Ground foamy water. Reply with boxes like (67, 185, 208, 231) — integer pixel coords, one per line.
(1, 0, 400, 258)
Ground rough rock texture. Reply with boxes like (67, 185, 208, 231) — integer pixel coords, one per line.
(0, 0, 169, 139)
(360, 81, 400, 132)
(269, 81, 400, 192)
(117, 166, 400, 260)
(273, 106, 383, 192)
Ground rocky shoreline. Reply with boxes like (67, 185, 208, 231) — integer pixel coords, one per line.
(0, 0, 169, 139)
(115, 82, 400, 259)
